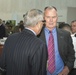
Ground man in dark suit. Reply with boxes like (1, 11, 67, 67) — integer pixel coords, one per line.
(38, 6, 75, 75)
(0, 9, 48, 75)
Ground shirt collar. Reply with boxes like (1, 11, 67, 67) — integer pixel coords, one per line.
(44, 27, 56, 34)
(25, 27, 36, 35)
(71, 33, 76, 37)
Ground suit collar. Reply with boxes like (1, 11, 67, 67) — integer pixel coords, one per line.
(25, 27, 36, 35)
(21, 29, 36, 36)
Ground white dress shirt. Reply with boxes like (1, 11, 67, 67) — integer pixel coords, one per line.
(71, 33, 76, 68)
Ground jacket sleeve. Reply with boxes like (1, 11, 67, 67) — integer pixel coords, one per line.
(64, 32, 75, 71)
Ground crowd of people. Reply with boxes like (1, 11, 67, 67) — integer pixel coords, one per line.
(0, 19, 25, 39)
(0, 6, 76, 75)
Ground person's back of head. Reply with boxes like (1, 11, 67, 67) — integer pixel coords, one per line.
(23, 9, 44, 35)
(58, 23, 65, 29)
(59, 23, 72, 34)
(24, 9, 43, 27)
(19, 20, 24, 25)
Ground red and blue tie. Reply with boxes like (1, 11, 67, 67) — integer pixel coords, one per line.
(47, 32, 55, 74)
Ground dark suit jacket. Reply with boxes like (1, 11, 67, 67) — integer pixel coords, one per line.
(0, 24, 6, 38)
(0, 29, 48, 75)
(38, 27, 75, 71)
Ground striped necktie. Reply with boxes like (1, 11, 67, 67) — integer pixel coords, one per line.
(47, 32, 55, 74)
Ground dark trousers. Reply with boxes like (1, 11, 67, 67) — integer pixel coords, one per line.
(69, 68, 76, 75)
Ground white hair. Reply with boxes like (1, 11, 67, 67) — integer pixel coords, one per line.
(24, 9, 43, 27)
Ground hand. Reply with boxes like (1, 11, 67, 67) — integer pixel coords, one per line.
(58, 66, 70, 75)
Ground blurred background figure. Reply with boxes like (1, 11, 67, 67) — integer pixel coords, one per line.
(0, 19, 6, 39)
(71, 20, 76, 35)
(18, 20, 24, 32)
(59, 21, 76, 75)
(5, 22, 13, 36)
(69, 20, 76, 75)
(59, 23, 72, 34)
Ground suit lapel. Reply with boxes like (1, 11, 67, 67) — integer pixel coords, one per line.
(57, 28, 64, 53)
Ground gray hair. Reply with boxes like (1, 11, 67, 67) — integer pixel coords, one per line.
(44, 6, 57, 11)
(44, 6, 58, 17)
(24, 9, 43, 27)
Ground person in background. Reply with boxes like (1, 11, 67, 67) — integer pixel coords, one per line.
(7, 25, 13, 35)
(58, 21, 76, 75)
(2, 20, 6, 26)
(69, 20, 76, 75)
(0, 9, 48, 75)
(0, 19, 6, 39)
(38, 6, 75, 75)
(71, 20, 76, 35)
(58, 23, 72, 34)
(19, 20, 24, 32)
